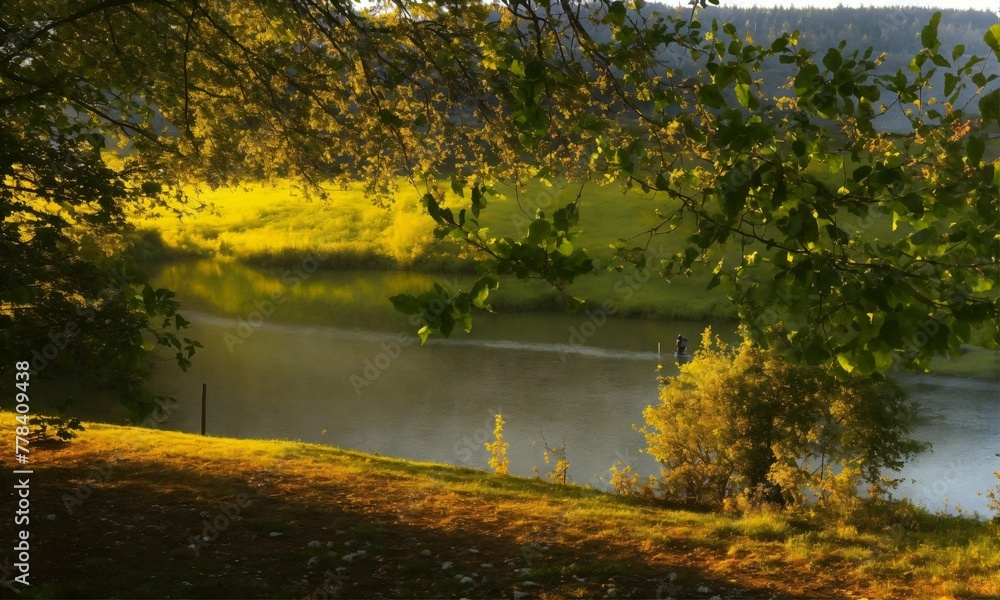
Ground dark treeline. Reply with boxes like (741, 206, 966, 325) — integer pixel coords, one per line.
(635, 4, 997, 58)
(691, 5, 995, 56)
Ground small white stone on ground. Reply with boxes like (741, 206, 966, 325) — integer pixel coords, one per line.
(460, 576, 474, 585)
(308, 540, 322, 548)
(268, 532, 283, 538)
(697, 586, 711, 594)
(513, 592, 528, 600)
(441, 561, 454, 570)
(480, 563, 493, 568)
(421, 549, 432, 556)
(468, 548, 479, 553)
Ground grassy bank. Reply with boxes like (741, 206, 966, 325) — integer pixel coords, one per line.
(5, 413, 998, 599)
(133, 179, 738, 320)
(133, 178, 690, 270)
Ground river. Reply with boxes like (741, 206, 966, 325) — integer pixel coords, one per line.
(144, 260, 999, 516)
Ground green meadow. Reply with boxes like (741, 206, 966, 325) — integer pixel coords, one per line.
(134, 178, 739, 320)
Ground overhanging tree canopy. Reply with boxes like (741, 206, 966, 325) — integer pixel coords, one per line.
(2, 0, 998, 411)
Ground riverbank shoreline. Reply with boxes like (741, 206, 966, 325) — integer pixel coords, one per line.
(3, 413, 997, 599)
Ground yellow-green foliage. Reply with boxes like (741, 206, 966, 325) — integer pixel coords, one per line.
(643, 328, 923, 510)
(542, 438, 570, 485)
(485, 413, 509, 475)
(988, 467, 1000, 518)
(609, 461, 641, 496)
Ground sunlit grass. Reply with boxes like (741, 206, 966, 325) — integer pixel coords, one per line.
(135, 181, 447, 268)
(930, 345, 1000, 378)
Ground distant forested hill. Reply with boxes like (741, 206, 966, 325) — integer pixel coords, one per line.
(683, 5, 994, 56)
(636, 4, 1000, 129)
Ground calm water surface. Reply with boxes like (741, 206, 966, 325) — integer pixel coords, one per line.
(146, 260, 1000, 516)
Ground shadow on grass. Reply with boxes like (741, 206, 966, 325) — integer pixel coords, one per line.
(17, 454, 777, 599)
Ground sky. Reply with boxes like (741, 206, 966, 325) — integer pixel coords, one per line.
(694, 0, 1000, 10)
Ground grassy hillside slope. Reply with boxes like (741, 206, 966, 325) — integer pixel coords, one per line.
(4, 413, 997, 599)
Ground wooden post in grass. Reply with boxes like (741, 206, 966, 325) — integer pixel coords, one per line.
(201, 383, 207, 435)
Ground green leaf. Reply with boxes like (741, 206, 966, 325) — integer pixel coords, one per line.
(794, 63, 820, 97)
(141, 181, 162, 196)
(422, 193, 441, 221)
(735, 83, 750, 109)
(909, 226, 937, 246)
(607, 1, 627, 27)
(378, 108, 404, 127)
(389, 294, 422, 315)
(985, 23, 1000, 60)
(921, 12, 941, 50)
(439, 310, 456, 337)
(967, 135, 985, 167)
(696, 84, 727, 109)
(930, 54, 950, 68)
(528, 218, 551, 244)
(792, 139, 807, 157)
(980, 89, 1000, 124)
(471, 277, 495, 308)
(944, 72, 959, 97)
